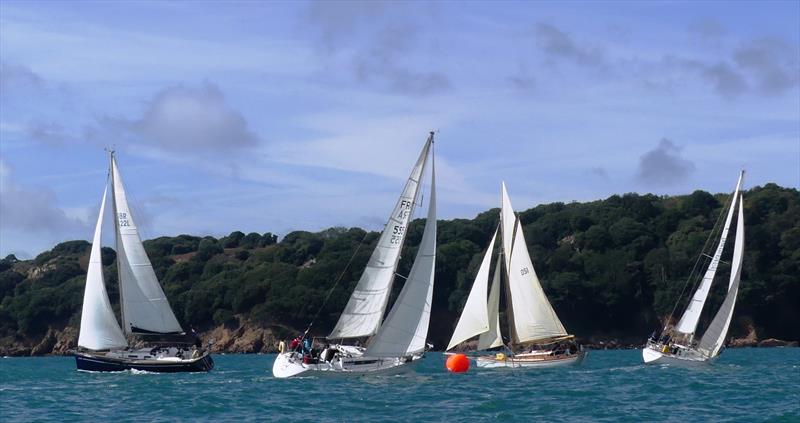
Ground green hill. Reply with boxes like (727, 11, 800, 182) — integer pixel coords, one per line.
(1, 183, 797, 354)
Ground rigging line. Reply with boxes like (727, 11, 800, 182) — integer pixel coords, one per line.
(302, 229, 372, 336)
(664, 190, 736, 332)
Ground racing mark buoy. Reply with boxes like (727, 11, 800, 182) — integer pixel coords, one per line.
(446, 353, 469, 373)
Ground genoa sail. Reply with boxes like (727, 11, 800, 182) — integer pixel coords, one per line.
(698, 195, 745, 357)
(329, 135, 433, 339)
(675, 172, 743, 336)
(78, 182, 128, 350)
(366, 153, 437, 357)
(111, 156, 183, 335)
(446, 229, 497, 351)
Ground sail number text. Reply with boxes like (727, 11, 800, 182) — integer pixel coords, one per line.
(118, 212, 131, 227)
(390, 225, 406, 244)
(391, 200, 413, 244)
(520, 267, 530, 276)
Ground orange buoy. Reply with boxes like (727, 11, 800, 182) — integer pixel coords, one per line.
(446, 353, 470, 373)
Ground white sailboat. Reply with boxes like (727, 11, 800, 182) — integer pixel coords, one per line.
(74, 152, 213, 372)
(446, 183, 585, 368)
(642, 171, 746, 365)
(272, 132, 437, 378)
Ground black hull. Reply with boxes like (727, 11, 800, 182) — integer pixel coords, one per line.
(75, 352, 214, 373)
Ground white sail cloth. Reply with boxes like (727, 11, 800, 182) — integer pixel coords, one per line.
(477, 251, 503, 350)
(446, 229, 497, 351)
(698, 196, 745, 357)
(329, 136, 432, 339)
(78, 184, 128, 350)
(112, 157, 182, 334)
(676, 172, 743, 335)
(366, 155, 437, 357)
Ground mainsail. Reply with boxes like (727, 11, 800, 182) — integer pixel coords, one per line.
(698, 195, 745, 357)
(329, 135, 433, 339)
(78, 183, 128, 350)
(676, 172, 743, 336)
(477, 253, 503, 350)
(446, 229, 497, 351)
(366, 153, 436, 357)
(111, 155, 183, 335)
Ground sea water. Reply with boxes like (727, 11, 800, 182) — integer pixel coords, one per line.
(1, 349, 798, 422)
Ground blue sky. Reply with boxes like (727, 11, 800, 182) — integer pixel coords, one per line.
(1, 0, 798, 258)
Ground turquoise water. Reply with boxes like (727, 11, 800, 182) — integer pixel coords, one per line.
(1, 349, 798, 422)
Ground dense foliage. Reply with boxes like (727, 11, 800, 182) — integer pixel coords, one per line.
(0, 184, 797, 349)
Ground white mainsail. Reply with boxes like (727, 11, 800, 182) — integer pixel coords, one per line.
(111, 156, 183, 334)
(446, 229, 497, 351)
(78, 183, 128, 350)
(477, 255, 504, 350)
(366, 155, 436, 357)
(676, 172, 743, 336)
(329, 136, 432, 339)
(506, 218, 567, 343)
(698, 195, 745, 357)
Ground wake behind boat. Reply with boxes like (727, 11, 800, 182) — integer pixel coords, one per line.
(74, 152, 213, 373)
(642, 171, 746, 366)
(273, 132, 437, 378)
(446, 183, 585, 369)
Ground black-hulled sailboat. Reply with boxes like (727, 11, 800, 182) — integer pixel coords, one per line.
(74, 152, 213, 372)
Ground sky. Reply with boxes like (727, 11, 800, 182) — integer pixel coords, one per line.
(1, 0, 798, 258)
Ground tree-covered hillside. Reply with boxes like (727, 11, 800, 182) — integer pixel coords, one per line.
(1, 183, 797, 353)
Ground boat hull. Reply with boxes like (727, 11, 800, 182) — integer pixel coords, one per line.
(272, 345, 423, 378)
(642, 345, 714, 367)
(74, 351, 214, 373)
(475, 351, 586, 369)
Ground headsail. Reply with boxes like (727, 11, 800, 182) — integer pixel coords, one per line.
(366, 150, 436, 357)
(675, 172, 743, 336)
(506, 218, 567, 343)
(698, 194, 745, 357)
(329, 134, 432, 339)
(111, 155, 183, 335)
(78, 183, 128, 350)
(477, 252, 504, 350)
(446, 229, 497, 351)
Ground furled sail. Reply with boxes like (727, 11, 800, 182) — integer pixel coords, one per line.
(446, 229, 497, 351)
(111, 156, 183, 335)
(506, 218, 567, 343)
(676, 172, 743, 336)
(329, 135, 432, 339)
(78, 183, 128, 350)
(366, 154, 436, 357)
(698, 195, 745, 357)
(477, 254, 504, 350)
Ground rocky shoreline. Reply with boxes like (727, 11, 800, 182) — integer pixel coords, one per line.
(1, 322, 797, 357)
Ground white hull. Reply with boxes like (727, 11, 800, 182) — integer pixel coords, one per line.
(272, 345, 423, 379)
(642, 344, 715, 367)
(475, 351, 585, 369)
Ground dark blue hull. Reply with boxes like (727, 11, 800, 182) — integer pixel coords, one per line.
(75, 352, 214, 373)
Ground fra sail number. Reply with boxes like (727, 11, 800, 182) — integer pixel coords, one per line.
(391, 199, 412, 244)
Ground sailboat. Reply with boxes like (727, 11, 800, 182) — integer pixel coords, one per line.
(272, 132, 437, 378)
(74, 152, 214, 372)
(446, 182, 585, 368)
(643, 171, 745, 365)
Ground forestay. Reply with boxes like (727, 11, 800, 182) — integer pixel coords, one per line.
(329, 136, 432, 339)
(446, 229, 497, 351)
(676, 172, 743, 336)
(366, 155, 437, 357)
(112, 156, 183, 335)
(78, 183, 128, 350)
(698, 196, 745, 357)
